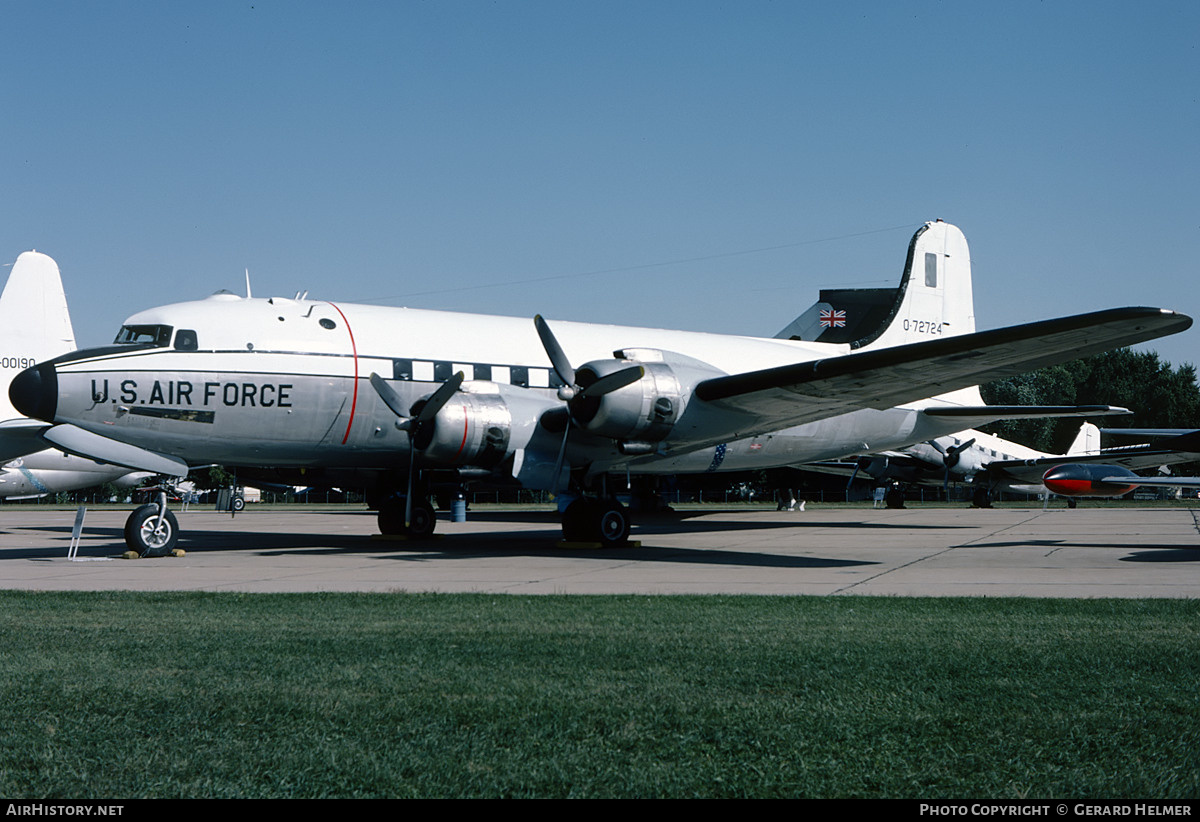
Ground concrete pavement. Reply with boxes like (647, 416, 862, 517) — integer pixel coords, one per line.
(1, 504, 1197, 597)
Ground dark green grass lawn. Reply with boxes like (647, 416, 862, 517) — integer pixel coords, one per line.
(1, 592, 1196, 798)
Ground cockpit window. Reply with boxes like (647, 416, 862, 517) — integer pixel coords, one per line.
(174, 329, 198, 351)
(114, 325, 174, 346)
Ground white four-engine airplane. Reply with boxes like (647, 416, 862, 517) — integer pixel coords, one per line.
(0, 251, 152, 499)
(7, 221, 1193, 554)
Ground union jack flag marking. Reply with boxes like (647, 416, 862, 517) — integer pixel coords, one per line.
(819, 309, 846, 328)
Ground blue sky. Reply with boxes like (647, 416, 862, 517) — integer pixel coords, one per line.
(3, 1, 1197, 371)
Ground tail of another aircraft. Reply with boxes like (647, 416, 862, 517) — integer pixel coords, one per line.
(776, 220, 976, 350)
(1066, 422, 1101, 456)
(0, 251, 76, 421)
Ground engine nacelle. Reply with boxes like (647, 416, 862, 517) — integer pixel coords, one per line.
(568, 359, 680, 442)
(567, 348, 724, 444)
(414, 384, 512, 468)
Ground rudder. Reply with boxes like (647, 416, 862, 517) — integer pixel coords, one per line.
(1067, 422, 1100, 456)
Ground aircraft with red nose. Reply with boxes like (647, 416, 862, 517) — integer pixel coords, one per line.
(1042, 463, 1200, 498)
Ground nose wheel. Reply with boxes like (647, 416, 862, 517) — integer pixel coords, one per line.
(124, 502, 179, 557)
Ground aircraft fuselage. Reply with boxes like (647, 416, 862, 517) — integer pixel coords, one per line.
(12, 293, 988, 484)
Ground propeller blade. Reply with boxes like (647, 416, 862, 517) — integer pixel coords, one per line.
(534, 315, 576, 387)
(577, 365, 644, 399)
(551, 424, 570, 496)
(405, 442, 415, 528)
(416, 371, 465, 425)
(374, 371, 463, 532)
(369, 373, 410, 420)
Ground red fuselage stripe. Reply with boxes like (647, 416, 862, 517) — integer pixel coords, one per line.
(455, 406, 469, 460)
(327, 302, 358, 445)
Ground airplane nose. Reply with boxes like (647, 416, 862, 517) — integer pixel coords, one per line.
(9, 362, 58, 422)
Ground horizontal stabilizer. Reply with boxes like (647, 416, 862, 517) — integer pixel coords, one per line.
(41, 424, 189, 477)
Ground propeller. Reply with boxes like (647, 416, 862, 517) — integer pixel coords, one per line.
(369, 370, 464, 527)
(533, 315, 645, 491)
(534, 315, 644, 402)
(929, 437, 976, 495)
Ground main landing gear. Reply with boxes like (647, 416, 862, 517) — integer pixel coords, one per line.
(377, 493, 437, 538)
(971, 486, 994, 509)
(559, 496, 632, 547)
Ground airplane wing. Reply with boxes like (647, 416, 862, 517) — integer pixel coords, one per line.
(922, 405, 1130, 423)
(39, 424, 188, 477)
(693, 307, 1190, 435)
(797, 454, 941, 483)
(983, 429, 1200, 485)
(1102, 475, 1200, 488)
(0, 419, 53, 463)
(1100, 428, 1198, 439)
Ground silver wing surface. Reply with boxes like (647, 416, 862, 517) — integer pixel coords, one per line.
(693, 307, 1190, 435)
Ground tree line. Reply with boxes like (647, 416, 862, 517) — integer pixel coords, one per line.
(981, 348, 1200, 454)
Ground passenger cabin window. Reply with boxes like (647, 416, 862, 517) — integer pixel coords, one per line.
(924, 253, 938, 288)
(174, 330, 198, 351)
(114, 325, 174, 346)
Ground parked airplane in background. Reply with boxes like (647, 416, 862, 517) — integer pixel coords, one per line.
(1016, 427, 1200, 500)
(0, 251, 152, 499)
(1041, 462, 1200, 498)
(821, 423, 1200, 508)
(810, 422, 1106, 507)
(8, 221, 1192, 554)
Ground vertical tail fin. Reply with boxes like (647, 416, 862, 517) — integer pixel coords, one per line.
(1066, 422, 1101, 456)
(854, 220, 975, 351)
(775, 220, 976, 350)
(0, 251, 76, 421)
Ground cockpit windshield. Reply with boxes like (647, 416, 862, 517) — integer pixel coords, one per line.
(114, 324, 174, 346)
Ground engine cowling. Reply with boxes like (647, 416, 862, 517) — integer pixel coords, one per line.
(568, 358, 681, 443)
(413, 386, 512, 468)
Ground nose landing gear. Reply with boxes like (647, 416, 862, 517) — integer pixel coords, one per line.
(124, 489, 180, 557)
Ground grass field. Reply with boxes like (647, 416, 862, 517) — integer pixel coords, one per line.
(1, 592, 1196, 798)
